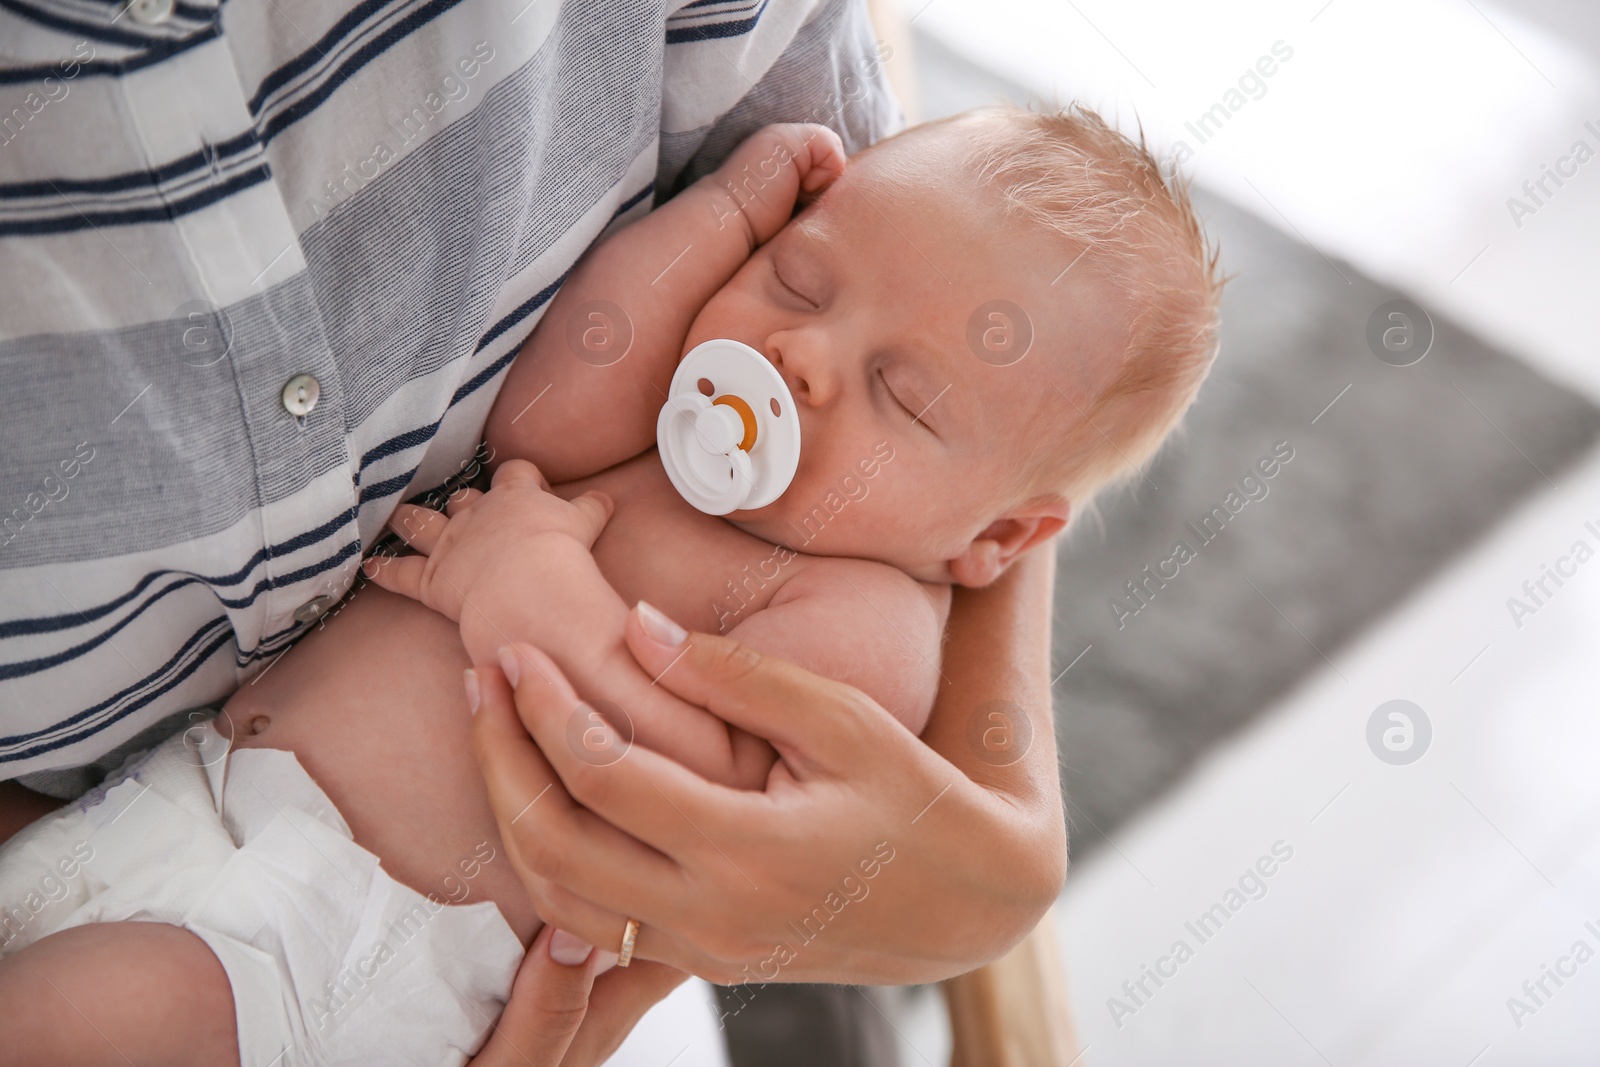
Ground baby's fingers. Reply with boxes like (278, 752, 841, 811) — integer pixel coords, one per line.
(492, 458, 552, 492)
(567, 491, 614, 550)
(445, 487, 484, 516)
(797, 124, 846, 196)
(387, 503, 447, 553)
(361, 552, 428, 602)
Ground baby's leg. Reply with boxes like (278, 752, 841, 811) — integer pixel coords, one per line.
(0, 780, 61, 846)
(0, 921, 239, 1067)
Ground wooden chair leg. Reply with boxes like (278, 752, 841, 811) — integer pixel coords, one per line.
(942, 910, 1081, 1067)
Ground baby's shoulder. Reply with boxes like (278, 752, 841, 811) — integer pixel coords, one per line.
(777, 555, 951, 634)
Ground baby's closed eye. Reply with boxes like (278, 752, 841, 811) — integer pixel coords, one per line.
(770, 257, 819, 309)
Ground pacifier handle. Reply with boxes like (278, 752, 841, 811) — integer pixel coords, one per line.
(657, 337, 800, 515)
(663, 393, 755, 513)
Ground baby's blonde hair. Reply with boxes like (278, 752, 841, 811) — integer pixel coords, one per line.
(953, 103, 1224, 512)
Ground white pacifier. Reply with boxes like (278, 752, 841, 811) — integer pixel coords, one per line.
(657, 338, 801, 516)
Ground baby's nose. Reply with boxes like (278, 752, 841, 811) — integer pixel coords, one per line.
(769, 338, 836, 406)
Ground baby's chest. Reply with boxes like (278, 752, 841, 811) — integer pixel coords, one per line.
(555, 453, 800, 635)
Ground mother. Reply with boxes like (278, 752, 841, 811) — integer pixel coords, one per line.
(0, 0, 1063, 1059)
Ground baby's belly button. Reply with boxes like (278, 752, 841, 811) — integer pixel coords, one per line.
(213, 706, 277, 749)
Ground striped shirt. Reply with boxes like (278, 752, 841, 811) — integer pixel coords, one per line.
(0, 0, 899, 780)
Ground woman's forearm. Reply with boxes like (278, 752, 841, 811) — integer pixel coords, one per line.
(922, 545, 1067, 912)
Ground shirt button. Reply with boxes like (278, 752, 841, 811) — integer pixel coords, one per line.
(293, 595, 337, 625)
(126, 0, 175, 23)
(281, 374, 321, 417)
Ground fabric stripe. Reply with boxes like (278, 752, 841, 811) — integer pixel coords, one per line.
(0, 508, 358, 640)
(352, 266, 571, 502)
(245, 0, 402, 115)
(0, 145, 267, 222)
(0, 163, 271, 236)
(0, 22, 218, 85)
(358, 423, 439, 471)
(0, 535, 361, 679)
(0, 130, 260, 201)
(257, 0, 470, 144)
(0, 620, 234, 761)
(666, 0, 770, 43)
(0, 0, 901, 780)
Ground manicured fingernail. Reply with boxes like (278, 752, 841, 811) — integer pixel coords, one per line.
(463, 669, 480, 714)
(549, 929, 594, 966)
(498, 646, 520, 687)
(635, 601, 686, 647)
(593, 949, 620, 975)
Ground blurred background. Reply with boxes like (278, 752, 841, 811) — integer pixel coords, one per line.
(612, 0, 1600, 1063)
(878, 0, 1600, 1063)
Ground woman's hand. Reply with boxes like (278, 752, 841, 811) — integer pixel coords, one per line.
(470, 550, 1066, 985)
(465, 921, 686, 1066)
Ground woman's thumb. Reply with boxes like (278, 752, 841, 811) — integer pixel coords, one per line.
(465, 924, 596, 1066)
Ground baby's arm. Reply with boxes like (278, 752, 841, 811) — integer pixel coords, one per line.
(726, 560, 951, 736)
(371, 464, 777, 788)
(486, 124, 846, 483)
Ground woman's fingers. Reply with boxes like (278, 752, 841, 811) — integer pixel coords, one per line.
(463, 924, 597, 1066)
(471, 654, 709, 932)
(493, 644, 758, 857)
(468, 670, 645, 952)
(561, 963, 689, 1067)
(471, 662, 701, 969)
(623, 602, 885, 768)
(520, 860, 719, 979)
(520, 877, 633, 961)
(469, 661, 565, 825)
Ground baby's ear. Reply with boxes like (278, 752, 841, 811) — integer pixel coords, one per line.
(947, 496, 1071, 587)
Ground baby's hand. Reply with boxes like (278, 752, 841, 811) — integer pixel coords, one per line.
(709, 122, 847, 247)
(363, 459, 612, 626)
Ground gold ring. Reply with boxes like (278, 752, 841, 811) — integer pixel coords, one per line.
(617, 918, 640, 968)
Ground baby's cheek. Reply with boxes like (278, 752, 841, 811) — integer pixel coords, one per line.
(682, 291, 738, 350)
(698, 275, 767, 333)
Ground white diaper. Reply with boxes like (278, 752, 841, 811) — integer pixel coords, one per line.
(0, 722, 524, 1066)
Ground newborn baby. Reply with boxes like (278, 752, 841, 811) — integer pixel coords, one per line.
(0, 105, 1220, 1066)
